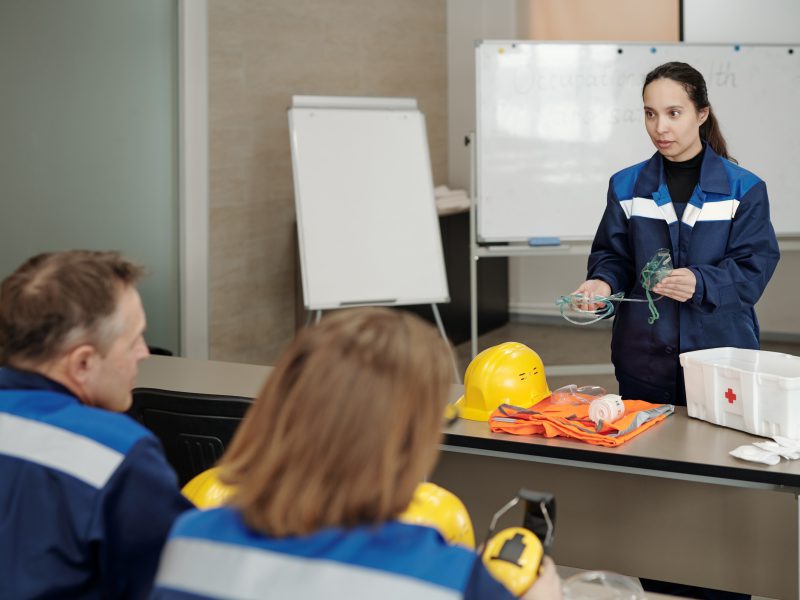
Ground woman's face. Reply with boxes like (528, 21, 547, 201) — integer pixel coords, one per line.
(643, 77, 709, 162)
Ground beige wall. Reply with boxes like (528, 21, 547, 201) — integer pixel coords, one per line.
(208, 0, 447, 364)
(519, 0, 679, 41)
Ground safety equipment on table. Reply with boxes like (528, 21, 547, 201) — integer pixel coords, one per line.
(556, 248, 672, 326)
(481, 489, 555, 597)
(587, 394, 625, 424)
(562, 570, 646, 600)
(399, 482, 476, 549)
(551, 384, 607, 406)
(730, 437, 800, 466)
(181, 466, 236, 509)
(490, 399, 674, 447)
(454, 342, 550, 421)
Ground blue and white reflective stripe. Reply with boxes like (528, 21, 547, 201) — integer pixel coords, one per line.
(682, 199, 740, 227)
(620, 197, 740, 227)
(0, 412, 123, 488)
(156, 537, 461, 600)
(619, 197, 677, 223)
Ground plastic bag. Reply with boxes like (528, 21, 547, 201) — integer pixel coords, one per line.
(563, 570, 646, 600)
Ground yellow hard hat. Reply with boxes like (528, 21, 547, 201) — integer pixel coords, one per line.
(455, 342, 550, 421)
(399, 482, 476, 549)
(482, 526, 544, 596)
(181, 466, 236, 509)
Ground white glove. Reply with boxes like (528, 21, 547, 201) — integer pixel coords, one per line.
(772, 436, 800, 451)
(753, 441, 800, 460)
(729, 445, 781, 466)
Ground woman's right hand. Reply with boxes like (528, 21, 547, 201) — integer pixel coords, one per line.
(520, 556, 562, 600)
(572, 279, 611, 311)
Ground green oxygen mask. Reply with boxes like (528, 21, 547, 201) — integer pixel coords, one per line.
(556, 248, 673, 326)
(640, 248, 673, 324)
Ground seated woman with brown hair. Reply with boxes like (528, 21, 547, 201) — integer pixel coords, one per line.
(149, 308, 560, 599)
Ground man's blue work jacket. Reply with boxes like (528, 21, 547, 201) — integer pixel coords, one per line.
(587, 145, 780, 399)
(0, 367, 193, 599)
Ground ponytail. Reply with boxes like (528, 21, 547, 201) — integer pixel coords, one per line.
(701, 108, 735, 163)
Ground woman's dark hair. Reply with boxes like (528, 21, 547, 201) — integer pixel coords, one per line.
(643, 61, 733, 162)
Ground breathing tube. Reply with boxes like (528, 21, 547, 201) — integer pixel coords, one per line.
(556, 248, 673, 326)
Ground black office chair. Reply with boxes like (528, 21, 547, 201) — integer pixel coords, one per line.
(128, 388, 253, 487)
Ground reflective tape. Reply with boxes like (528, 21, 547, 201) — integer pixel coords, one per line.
(0, 412, 124, 488)
(619, 197, 677, 223)
(682, 199, 740, 227)
(156, 537, 461, 600)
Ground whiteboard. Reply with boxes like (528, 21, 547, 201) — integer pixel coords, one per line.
(476, 41, 800, 241)
(289, 96, 449, 310)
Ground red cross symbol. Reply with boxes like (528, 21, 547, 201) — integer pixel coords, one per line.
(725, 388, 737, 404)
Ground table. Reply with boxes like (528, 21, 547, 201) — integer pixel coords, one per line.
(136, 356, 799, 598)
(436, 404, 800, 598)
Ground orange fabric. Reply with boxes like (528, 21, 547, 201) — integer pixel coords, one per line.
(489, 397, 672, 447)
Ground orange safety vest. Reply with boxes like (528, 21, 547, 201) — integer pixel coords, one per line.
(489, 398, 673, 447)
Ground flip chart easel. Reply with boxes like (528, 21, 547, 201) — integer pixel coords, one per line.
(289, 95, 458, 379)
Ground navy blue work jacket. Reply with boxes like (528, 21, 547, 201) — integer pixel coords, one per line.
(150, 507, 514, 599)
(588, 146, 780, 400)
(0, 367, 193, 599)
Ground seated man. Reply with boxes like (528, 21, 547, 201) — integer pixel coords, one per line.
(0, 250, 192, 599)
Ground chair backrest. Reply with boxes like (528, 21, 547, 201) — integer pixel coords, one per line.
(128, 388, 253, 487)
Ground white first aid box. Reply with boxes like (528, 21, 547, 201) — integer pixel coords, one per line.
(680, 347, 800, 438)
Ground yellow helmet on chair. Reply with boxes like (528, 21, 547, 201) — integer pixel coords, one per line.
(399, 482, 476, 549)
(181, 466, 236, 509)
(455, 342, 550, 421)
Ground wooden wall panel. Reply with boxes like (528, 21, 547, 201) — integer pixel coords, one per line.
(208, 1, 447, 364)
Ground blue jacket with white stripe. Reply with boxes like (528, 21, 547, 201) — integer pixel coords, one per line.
(0, 368, 192, 599)
(150, 507, 515, 600)
(588, 145, 780, 402)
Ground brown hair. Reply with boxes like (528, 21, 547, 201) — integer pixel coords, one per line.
(220, 308, 453, 537)
(643, 61, 734, 162)
(0, 250, 145, 366)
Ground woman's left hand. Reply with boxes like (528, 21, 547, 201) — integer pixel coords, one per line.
(652, 268, 696, 302)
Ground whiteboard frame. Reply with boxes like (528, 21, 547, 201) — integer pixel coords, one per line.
(289, 95, 450, 311)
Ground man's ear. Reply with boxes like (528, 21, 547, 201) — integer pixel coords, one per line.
(63, 344, 98, 401)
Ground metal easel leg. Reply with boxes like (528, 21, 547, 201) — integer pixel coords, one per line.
(431, 303, 461, 383)
(468, 131, 479, 359)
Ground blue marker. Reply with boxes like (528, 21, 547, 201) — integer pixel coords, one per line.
(528, 237, 561, 247)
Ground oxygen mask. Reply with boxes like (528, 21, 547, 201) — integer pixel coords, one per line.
(640, 248, 673, 324)
(555, 292, 624, 325)
(556, 248, 672, 326)
(641, 248, 673, 290)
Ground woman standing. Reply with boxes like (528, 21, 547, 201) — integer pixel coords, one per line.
(575, 61, 779, 408)
(149, 308, 561, 600)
